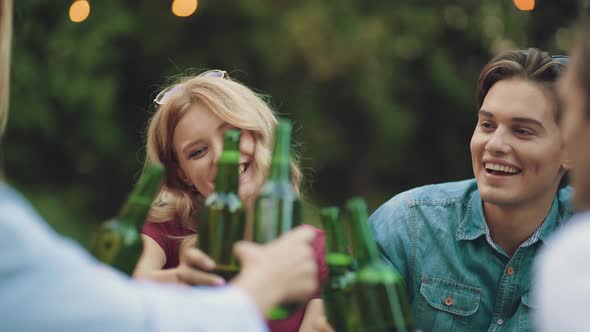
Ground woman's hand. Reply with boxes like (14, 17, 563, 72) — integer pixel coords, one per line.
(177, 246, 226, 286)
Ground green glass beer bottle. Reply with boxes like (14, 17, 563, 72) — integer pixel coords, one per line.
(320, 207, 358, 332)
(198, 129, 246, 281)
(346, 197, 414, 332)
(253, 118, 300, 243)
(90, 163, 165, 275)
(253, 118, 302, 320)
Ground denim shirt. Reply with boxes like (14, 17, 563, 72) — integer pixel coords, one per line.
(368, 179, 572, 332)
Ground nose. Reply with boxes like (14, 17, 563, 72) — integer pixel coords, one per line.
(485, 127, 511, 154)
(210, 139, 223, 170)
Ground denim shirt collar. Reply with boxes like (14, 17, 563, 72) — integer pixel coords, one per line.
(456, 190, 562, 243)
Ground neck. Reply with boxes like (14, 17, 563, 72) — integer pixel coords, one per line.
(483, 191, 556, 256)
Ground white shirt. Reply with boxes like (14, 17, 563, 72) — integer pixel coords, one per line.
(534, 211, 590, 332)
(0, 183, 268, 332)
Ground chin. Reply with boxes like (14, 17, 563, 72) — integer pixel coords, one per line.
(479, 187, 518, 206)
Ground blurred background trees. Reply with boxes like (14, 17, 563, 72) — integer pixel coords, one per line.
(4, 0, 581, 244)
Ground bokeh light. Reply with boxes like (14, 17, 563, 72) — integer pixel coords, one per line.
(513, 0, 535, 11)
(172, 0, 198, 17)
(69, 0, 90, 23)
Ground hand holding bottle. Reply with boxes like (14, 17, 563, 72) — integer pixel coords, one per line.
(231, 226, 318, 314)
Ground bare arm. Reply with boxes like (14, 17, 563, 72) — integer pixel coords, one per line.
(132, 235, 179, 283)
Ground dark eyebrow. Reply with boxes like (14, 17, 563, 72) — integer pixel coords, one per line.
(478, 110, 494, 118)
(511, 117, 545, 128)
(478, 110, 545, 128)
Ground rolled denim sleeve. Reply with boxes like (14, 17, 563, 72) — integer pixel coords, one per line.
(368, 191, 414, 288)
(0, 185, 267, 332)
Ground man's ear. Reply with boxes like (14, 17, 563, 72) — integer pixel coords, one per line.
(562, 150, 574, 171)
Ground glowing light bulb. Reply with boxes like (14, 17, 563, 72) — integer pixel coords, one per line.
(513, 0, 535, 11)
(69, 0, 90, 23)
(172, 0, 198, 17)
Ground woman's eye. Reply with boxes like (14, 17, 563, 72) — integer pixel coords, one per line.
(189, 146, 208, 159)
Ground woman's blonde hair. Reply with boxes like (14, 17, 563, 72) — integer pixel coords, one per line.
(145, 73, 302, 232)
(0, 0, 12, 139)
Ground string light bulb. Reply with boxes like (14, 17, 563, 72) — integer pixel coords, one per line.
(513, 0, 535, 11)
(69, 0, 90, 23)
(172, 0, 198, 17)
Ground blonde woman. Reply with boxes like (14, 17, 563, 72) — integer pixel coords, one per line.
(133, 70, 327, 332)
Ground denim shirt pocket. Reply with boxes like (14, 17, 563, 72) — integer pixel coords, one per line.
(416, 276, 481, 332)
(517, 291, 536, 331)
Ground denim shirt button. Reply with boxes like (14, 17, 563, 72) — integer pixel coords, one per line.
(444, 296, 453, 306)
(497, 319, 504, 325)
(507, 266, 514, 275)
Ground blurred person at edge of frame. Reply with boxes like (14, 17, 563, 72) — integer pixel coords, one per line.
(535, 19, 590, 332)
(132, 70, 328, 332)
(315, 48, 572, 332)
(0, 1, 318, 331)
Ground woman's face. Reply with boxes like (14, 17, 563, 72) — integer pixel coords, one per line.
(172, 103, 265, 203)
(470, 78, 568, 208)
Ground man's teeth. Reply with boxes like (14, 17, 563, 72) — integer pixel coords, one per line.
(485, 163, 519, 174)
(239, 164, 246, 174)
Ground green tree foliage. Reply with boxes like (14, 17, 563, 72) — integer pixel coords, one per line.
(4, 0, 581, 241)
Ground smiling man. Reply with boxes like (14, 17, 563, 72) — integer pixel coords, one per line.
(369, 48, 572, 331)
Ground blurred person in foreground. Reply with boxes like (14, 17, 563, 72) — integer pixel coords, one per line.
(0, 1, 318, 331)
(534, 19, 590, 332)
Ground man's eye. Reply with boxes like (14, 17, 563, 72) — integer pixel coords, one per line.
(189, 146, 208, 159)
(515, 128, 533, 136)
(480, 121, 494, 129)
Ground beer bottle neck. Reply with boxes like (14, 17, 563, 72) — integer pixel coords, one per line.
(268, 120, 292, 182)
(118, 163, 164, 228)
(347, 198, 379, 267)
(216, 151, 240, 193)
(321, 207, 348, 256)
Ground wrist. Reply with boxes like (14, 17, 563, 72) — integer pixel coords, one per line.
(231, 272, 283, 313)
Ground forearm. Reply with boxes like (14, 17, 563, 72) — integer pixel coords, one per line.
(231, 272, 282, 314)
